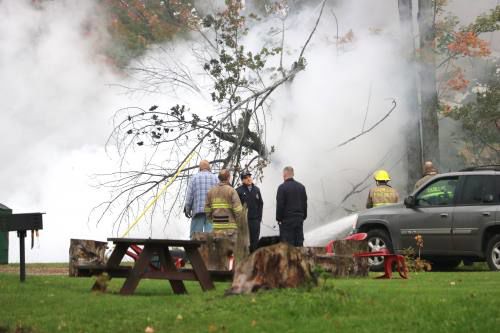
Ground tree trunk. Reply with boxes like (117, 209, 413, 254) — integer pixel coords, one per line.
(68, 239, 107, 277)
(227, 242, 317, 295)
(193, 231, 237, 271)
(193, 206, 250, 271)
(398, 0, 423, 193)
(235, 206, 250, 262)
(228, 239, 369, 294)
(301, 240, 369, 278)
(418, 0, 440, 166)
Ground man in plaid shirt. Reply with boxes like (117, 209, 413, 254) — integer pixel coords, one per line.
(184, 160, 219, 238)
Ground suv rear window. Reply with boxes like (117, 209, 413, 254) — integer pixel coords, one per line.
(457, 175, 499, 205)
(416, 177, 459, 207)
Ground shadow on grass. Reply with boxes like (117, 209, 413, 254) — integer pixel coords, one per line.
(0, 324, 37, 333)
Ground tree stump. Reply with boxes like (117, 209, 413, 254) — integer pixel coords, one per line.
(302, 240, 369, 278)
(193, 231, 237, 271)
(68, 239, 107, 277)
(226, 242, 316, 295)
(193, 207, 250, 271)
(235, 206, 250, 262)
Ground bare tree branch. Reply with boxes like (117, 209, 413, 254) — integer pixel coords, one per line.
(94, 1, 328, 229)
(299, 0, 327, 60)
(333, 99, 397, 149)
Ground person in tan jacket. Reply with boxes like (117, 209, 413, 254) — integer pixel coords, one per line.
(366, 170, 400, 209)
(205, 169, 243, 231)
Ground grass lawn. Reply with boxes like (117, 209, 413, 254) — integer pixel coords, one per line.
(1, 266, 499, 333)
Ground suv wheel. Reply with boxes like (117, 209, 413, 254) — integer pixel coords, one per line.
(366, 229, 393, 272)
(486, 234, 500, 271)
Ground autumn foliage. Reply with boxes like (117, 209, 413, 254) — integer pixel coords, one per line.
(446, 31, 491, 57)
(433, 5, 495, 95)
(446, 67, 469, 91)
(103, 0, 197, 65)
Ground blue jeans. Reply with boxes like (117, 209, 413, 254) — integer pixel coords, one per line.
(190, 214, 213, 239)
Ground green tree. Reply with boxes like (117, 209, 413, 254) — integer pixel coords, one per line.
(94, 0, 327, 227)
(446, 60, 500, 164)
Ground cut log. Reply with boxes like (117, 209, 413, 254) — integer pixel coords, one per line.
(226, 242, 316, 295)
(302, 240, 369, 278)
(193, 231, 236, 271)
(193, 206, 250, 271)
(69, 239, 107, 277)
(235, 206, 250, 262)
(332, 238, 368, 255)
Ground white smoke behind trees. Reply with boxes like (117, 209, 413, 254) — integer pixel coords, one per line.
(0, 0, 413, 260)
(1, 0, 496, 261)
(253, 1, 411, 232)
(0, 0, 125, 262)
(103, 0, 412, 237)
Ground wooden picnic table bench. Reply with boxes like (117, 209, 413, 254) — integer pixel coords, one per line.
(79, 238, 215, 295)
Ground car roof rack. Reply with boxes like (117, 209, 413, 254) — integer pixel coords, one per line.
(460, 165, 500, 172)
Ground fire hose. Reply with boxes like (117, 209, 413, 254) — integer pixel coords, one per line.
(120, 151, 197, 238)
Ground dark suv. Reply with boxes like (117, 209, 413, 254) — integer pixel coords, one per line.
(353, 166, 500, 271)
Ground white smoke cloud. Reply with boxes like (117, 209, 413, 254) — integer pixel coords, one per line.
(0, 0, 420, 261)
(1, 0, 497, 262)
(246, 1, 411, 234)
(0, 1, 210, 263)
(0, 0, 124, 262)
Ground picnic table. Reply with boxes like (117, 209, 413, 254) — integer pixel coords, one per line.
(78, 238, 215, 295)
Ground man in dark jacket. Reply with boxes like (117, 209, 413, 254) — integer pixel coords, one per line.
(276, 166, 307, 246)
(236, 171, 264, 252)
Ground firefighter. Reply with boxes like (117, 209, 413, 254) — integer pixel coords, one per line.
(366, 170, 400, 209)
(236, 171, 264, 253)
(205, 169, 243, 232)
(414, 160, 439, 190)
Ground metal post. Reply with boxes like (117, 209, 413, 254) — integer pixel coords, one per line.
(18, 230, 26, 282)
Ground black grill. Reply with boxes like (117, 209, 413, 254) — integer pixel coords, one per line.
(0, 203, 44, 282)
(0, 213, 43, 232)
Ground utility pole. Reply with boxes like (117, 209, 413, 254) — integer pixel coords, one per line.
(398, 0, 423, 193)
(417, 0, 440, 166)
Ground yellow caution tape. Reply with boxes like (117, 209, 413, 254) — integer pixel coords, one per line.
(120, 151, 197, 238)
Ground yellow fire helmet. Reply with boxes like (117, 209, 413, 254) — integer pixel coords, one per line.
(374, 169, 391, 182)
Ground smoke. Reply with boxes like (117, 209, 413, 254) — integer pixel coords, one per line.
(0, 0, 412, 261)
(0, 0, 213, 262)
(0, 0, 125, 262)
(254, 1, 411, 234)
(1, 0, 496, 261)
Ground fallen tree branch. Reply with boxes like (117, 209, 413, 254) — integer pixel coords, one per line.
(94, 2, 328, 229)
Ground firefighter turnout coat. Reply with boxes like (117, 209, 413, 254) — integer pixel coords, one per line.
(205, 182, 243, 230)
(366, 184, 400, 209)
